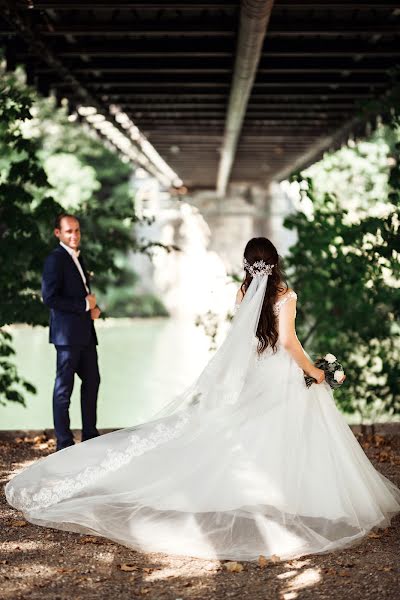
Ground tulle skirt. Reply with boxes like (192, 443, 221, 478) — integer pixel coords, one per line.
(5, 346, 400, 561)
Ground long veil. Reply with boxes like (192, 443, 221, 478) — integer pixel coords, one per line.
(5, 272, 271, 513)
(6, 267, 400, 563)
(152, 273, 269, 419)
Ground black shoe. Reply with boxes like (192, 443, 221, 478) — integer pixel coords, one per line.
(56, 440, 75, 452)
(81, 430, 100, 443)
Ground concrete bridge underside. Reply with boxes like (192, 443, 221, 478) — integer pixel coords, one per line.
(1, 1, 399, 196)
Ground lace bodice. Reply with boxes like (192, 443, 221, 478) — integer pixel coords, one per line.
(234, 289, 297, 315)
(273, 290, 297, 315)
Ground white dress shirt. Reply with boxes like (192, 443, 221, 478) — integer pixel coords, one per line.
(59, 242, 90, 311)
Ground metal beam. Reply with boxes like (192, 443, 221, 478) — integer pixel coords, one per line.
(53, 77, 388, 88)
(5, 21, 398, 37)
(35, 65, 390, 78)
(125, 108, 352, 114)
(271, 115, 374, 181)
(13, 1, 400, 8)
(29, 54, 399, 70)
(99, 92, 372, 100)
(216, 0, 274, 197)
(38, 39, 400, 59)
(0, 1, 181, 187)
(13, 0, 400, 8)
(14, 1, 237, 8)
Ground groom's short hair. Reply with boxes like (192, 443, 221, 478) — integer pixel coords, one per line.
(54, 213, 80, 230)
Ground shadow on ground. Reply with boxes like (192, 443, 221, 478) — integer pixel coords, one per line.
(1, 425, 399, 600)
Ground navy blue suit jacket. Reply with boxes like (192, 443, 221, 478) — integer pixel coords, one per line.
(42, 245, 98, 346)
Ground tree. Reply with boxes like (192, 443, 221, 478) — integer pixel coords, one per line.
(196, 112, 400, 422)
(0, 69, 172, 405)
(284, 118, 400, 421)
(0, 72, 60, 405)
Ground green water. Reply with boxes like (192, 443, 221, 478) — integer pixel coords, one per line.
(1, 320, 395, 431)
(0, 318, 211, 430)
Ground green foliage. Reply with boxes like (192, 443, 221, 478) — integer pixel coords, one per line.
(195, 121, 400, 422)
(25, 94, 145, 295)
(195, 310, 221, 352)
(303, 133, 391, 216)
(97, 257, 168, 317)
(0, 329, 36, 407)
(0, 75, 61, 327)
(30, 95, 178, 299)
(0, 70, 172, 405)
(106, 291, 169, 318)
(284, 121, 400, 420)
(0, 73, 62, 406)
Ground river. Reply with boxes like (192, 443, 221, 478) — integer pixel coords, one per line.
(0, 318, 211, 430)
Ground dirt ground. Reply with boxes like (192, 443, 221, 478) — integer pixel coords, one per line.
(1, 425, 399, 600)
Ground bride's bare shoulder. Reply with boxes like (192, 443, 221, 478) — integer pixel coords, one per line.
(275, 287, 295, 301)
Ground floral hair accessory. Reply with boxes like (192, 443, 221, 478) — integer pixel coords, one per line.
(243, 257, 274, 278)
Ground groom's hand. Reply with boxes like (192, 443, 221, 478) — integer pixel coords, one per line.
(91, 306, 101, 320)
(86, 294, 97, 309)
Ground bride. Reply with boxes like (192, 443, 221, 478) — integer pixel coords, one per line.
(5, 237, 400, 561)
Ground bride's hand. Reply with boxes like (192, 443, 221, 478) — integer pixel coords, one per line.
(308, 366, 325, 384)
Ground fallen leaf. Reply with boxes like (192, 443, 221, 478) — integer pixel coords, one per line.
(270, 554, 281, 563)
(373, 434, 385, 447)
(119, 563, 137, 572)
(287, 559, 309, 569)
(379, 451, 390, 462)
(258, 555, 269, 567)
(224, 561, 244, 572)
(142, 567, 152, 573)
(79, 535, 102, 544)
(11, 520, 28, 527)
(57, 567, 75, 574)
(367, 531, 382, 539)
(338, 570, 351, 577)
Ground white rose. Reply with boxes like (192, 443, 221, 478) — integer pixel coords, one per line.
(334, 370, 345, 383)
(324, 353, 337, 363)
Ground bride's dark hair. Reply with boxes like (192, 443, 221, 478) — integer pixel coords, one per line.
(240, 237, 288, 355)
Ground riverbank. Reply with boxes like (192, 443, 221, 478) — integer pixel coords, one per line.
(1, 425, 400, 600)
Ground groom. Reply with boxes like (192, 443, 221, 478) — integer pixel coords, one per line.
(42, 214, 101, 451)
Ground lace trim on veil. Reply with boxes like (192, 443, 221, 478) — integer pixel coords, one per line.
(10, 285, 297, 513)
(9, 413, 189, 512)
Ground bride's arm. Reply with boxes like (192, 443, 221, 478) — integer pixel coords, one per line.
(235, 287, 244, 305)
(233, 286, 245, 313)
(278, 298, 325, 383)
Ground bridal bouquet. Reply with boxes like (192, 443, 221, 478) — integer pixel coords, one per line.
(304, 353, 345, 389)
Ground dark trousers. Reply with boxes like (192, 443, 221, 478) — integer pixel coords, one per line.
(53, 337, 100, 451)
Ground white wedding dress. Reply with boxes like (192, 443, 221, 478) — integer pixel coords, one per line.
(5, 275, 400, 562)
